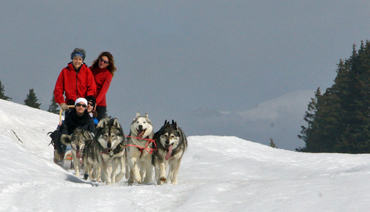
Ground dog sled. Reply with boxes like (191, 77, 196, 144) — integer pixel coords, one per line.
(49, 106, 76, 170)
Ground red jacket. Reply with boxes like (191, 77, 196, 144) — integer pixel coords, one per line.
(91, 67, 112, 107)
(54, 63, 97, 104)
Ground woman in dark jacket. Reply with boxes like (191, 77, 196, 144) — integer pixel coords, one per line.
(55, 98, 95, 160)
(61, 98, 95, 135)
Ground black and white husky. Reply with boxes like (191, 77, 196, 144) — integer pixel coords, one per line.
(60, 127, 94, 178)
(83, 117, 125, 185)
(126, 112, 155, 185)
(153, 120, 188, 185)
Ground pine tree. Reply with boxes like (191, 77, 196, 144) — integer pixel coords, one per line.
(47, 93, 59, 114)
(297, 87, 322, 152)
(333, 41, 370, 153)
(24, 89, 41, 109)
(0, 80, 11, 100)
(298, 41, 370, 153)
(269, 138, 277, 148)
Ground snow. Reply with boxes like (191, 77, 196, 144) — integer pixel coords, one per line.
(0, 99, 370, 212)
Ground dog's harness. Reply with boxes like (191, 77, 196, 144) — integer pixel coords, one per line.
(125, 135, 157, 155)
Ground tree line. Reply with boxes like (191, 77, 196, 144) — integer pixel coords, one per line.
(298, 40, 370, 153)
(0, 80, 59, 114)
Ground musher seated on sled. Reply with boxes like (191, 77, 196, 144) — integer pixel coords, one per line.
(53, 98, 95, 163)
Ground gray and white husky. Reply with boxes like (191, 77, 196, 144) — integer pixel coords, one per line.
(83, 117, 125, 185)
(60, 127, 94, 178)
(153, 120, 188, 185)
(126, 112, 155, 185)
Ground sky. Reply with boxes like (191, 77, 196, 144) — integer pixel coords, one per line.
(1, 1, 370, 150)
(2, 99, 370, 212)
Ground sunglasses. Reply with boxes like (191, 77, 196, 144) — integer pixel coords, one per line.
(99, 58, 109, 64)
(88, 102, 94, 106)
(76, 103, 87, 108)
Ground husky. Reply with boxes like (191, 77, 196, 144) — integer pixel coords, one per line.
(126, 112, 155, 185)
(60, 127, 94, 178)
(153, 120, 188, 185)
(83, 117, 125, 185)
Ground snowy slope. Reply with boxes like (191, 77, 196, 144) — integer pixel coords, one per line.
(0, 99, 370, 212)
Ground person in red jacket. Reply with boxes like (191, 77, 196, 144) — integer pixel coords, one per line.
(54, 48, 97, 112)
(90, 51, 117, 121)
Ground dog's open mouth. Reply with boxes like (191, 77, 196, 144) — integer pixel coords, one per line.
(76, 150, 82, 159)
(165, 145, 173, 160)
(102, 148, 111, 154)
(137, 129, 146, 138)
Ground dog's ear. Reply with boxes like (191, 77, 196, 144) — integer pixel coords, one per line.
(136, 111, 140, 118)
(171, 120, 178, 129)
(113, 118, 124, 134)
(145, 113, 148, 118)
(60, 134, 71, 145)
(97, 118, 108, 129)
(113, 118, 121, 128)
(165, 120, 171, 129)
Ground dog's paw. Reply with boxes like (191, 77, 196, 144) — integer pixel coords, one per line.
(136, 176, 142, 183)
(115, 172, 125, 182)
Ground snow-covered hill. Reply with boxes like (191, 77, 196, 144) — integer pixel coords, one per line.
(0, 99, 369, 212)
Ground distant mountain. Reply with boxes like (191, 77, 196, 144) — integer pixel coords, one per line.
(185, 90, 314, 150)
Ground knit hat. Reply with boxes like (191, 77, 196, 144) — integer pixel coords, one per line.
(71, 48, 86, 61)
(75, 97, 88, 106)
(85, 95, 96, 107)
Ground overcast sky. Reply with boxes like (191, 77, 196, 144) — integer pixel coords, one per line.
(1, 1, 370, 150)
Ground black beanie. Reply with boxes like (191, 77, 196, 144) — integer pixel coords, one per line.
(86, 95, 96, 107)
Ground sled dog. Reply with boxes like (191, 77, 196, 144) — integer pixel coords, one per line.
(126, 112, 155, 185)
(60, 127, 94, 177)
(153, 120, 188, 185)
(83, 117, 125, 185)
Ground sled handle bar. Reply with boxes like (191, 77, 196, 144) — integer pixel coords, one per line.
(59, 105, 75, 125)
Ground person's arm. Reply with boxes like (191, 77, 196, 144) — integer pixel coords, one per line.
(54, 70, 65, 105)
(96, 73, 112, 105)
(88, 119, 96, 133)
(86, 68, 97, 97)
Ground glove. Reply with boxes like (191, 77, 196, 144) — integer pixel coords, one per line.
(60, 103, 69, 111)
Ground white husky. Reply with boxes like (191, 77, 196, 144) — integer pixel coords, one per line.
(126, 112, 155, 185)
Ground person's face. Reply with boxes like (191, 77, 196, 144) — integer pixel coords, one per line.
(87, 101, 94, 113)
(98, 56, 110, 69)
(72, 56, 83, 69)
(75, 102, 87, 116)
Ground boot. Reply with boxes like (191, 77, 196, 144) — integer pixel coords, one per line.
(53, 150, 63, 164)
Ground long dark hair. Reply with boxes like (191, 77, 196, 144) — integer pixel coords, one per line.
(91, 52, 117, 77)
